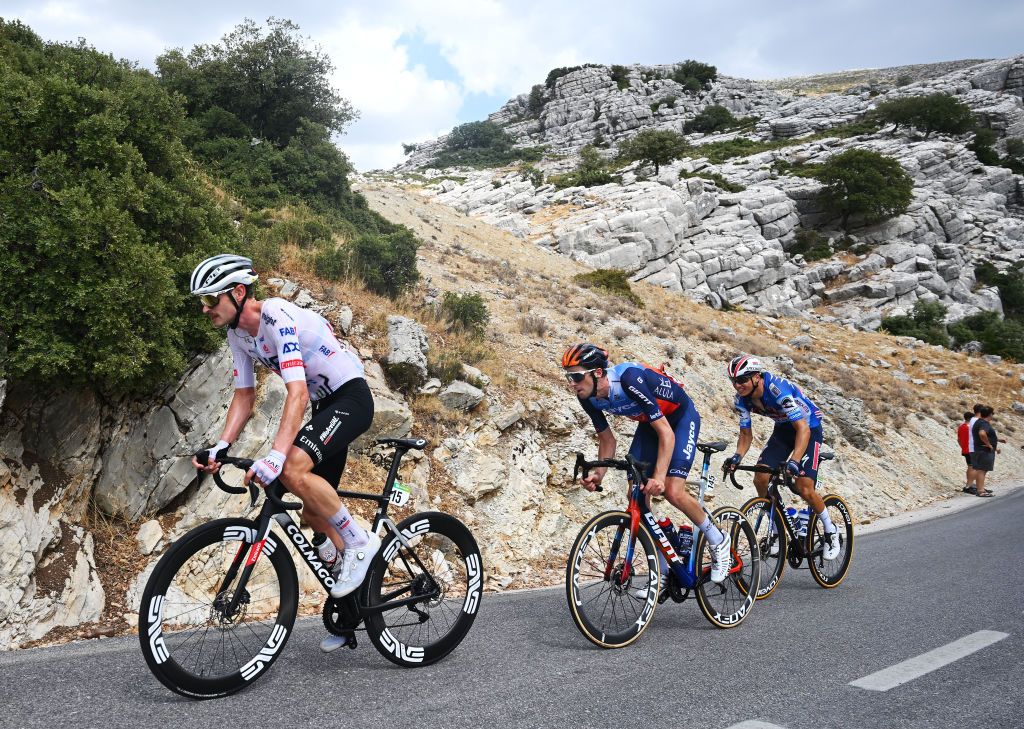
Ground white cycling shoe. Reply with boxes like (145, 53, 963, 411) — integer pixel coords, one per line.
(330, 531, 381, 599)
(708, 532, 732, 583)
(320, 633, 351, 653)
(822, 529, 841, 561)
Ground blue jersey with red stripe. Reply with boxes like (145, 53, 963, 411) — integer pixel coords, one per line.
(734, 371, 822, 429)
(579, 362, 692, 433)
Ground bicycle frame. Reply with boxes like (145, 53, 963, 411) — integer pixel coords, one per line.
(739, 465, 820, 563)
(212, 443, 439, 619)
(593, 448, 732, 591)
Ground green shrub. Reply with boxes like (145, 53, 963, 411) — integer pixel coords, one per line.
(895, 74, 913, 87)
(881, 300, 949, 346)
(427, 351, 464, 385)
(348, 229, 420, 298)
(1003, 138, 1024, 174)
(610, 64, 630, 90)
(671, 60, 717, 87)
(549, 145, 617, 188)
(949, 311, 1024, 361)
(574, 269, 644, 307)
(617, 129, 689, 174)
(789, 229, 833, 261)
(429, 120, 543, 168)
(440, 292, 490, 336)
(677, 169, 745, 192)
(870, 93, 975, 137)
(519, 164, 544, 187)
(527, 84, 546, 117)
(817, 148, 914, 230)
(0, 20, 240, 394)
(684, 105, 737, 134)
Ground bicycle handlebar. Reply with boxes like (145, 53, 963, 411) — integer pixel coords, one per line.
(195, 452, 302, 511)
(725, 462, 786, 490)
(573, 452, 652, 492)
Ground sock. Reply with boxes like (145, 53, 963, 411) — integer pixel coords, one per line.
(817, 509, 836, 534)
(697, 517, 724, 546)
(329, 505, 368, 548)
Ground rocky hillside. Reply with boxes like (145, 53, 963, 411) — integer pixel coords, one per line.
(3, 174, 1022, 650)
(762, 59, 991, 95)
(396, 56, 1024, 333)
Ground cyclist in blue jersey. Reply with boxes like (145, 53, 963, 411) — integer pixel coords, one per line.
(721, 355, 840, 561)
(561, 342, 732, 583)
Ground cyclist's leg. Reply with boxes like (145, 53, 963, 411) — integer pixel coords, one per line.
(282, 378, 374, 550)
(793, 427, 827, 515)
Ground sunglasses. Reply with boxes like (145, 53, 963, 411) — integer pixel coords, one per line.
(564, 368, 598, 383)
(731, 374, 755, 385)
(199, 289, 232, 308)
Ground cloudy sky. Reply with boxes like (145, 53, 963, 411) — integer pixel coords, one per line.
(5, 1, 1022, 170)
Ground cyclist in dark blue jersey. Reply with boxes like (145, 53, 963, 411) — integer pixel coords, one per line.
(561, 342, 732, 583)
(721, 355, 840, 560)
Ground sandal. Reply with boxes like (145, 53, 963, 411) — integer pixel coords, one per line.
(976, 490, 994, 497)
(962, 486, 977, 494)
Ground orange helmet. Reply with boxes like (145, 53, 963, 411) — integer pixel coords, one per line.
(561, 343, 608, 369)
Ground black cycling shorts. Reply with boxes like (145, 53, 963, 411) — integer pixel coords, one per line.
(293, 377, 374, 488)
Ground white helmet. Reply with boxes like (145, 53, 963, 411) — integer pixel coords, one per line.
(190, 254, 258, 296)
(727, 354, 764, 380)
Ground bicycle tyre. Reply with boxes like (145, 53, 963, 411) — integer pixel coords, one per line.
(740, 496, 787, 600)
(693, 506, 760, 628)
(807, 494, 855, 589)
(362, 511, 483, 667)
(565, 510, 660, 649)
(138, 518, 298, 699)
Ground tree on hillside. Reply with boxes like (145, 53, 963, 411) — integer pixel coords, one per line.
(817, 148, 914, 230)
(618, 129, 689, 174)
(871, 93, 975, 137)
(429, 120, 542, 168)
(157, 18, 356, 144)
(684, 105, 737, 134)
(0, 20, 239, 394)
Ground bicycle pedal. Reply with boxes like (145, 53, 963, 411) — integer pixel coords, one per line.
(346, 634, 358, 650)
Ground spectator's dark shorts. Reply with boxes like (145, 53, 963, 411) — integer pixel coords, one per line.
(758, 423, 825, 485)
(628, 402, 701, 480)
(973, 450, 995, 472)
(293, 377, 374, 488)
(963, 453, 972, 466)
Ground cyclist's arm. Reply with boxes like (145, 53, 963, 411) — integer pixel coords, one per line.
(735, 426, 753, 459)
(648, 416, 675, 483)
(789, 416, 810, 462)
(272, 380, 310, 454)
(219, 387, 257, 443)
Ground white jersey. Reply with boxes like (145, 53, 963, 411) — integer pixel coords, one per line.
(227, 298, 364, 401)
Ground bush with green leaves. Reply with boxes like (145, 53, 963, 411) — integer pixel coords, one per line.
(0, 20, 242, 394)
(974, 262, 1023, 318)
(968, 128, 1001, 165)
(684, 105, 737, 134)
(548, 145, 617, 189)
(440, 292, 490, 336)
(677, 169, 745, 193)
(870, 93, 975, 137)
(610, 65, 630, 90)
(617, 129, 689, 174)
(881, 300, 949, 346)
(574, 269, 644, 307)
(671, 60, 717, 90)
(1003, 138, 1024, 174)
(949, 311, 1024, 361)
(817, 148, 914, 230)
(527, 84, 546, 117)
(788, 229, 833, 261)
(429, 120, 542, 168)
(347, 229, 420, 298)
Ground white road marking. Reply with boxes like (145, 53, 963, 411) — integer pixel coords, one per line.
(849, 630, 1009, 691)
(724, 722, 787, 729)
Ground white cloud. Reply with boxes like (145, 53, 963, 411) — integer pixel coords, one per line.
(320, 14, 464, 170)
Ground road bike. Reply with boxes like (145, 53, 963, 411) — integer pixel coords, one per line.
(565, 441, 760, 649)
(729, 455, 853, 599)
(138, 437, 482, 699)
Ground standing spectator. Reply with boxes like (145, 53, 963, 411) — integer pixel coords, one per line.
(957, 412, 974, 493)
(971, 406, 1000, 498)
(963, 403, 984, 494)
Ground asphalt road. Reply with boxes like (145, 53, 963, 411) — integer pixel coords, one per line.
(3, 488, 1022, 729)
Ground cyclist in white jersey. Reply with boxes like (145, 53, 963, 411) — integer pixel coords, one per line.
(189, 255, 380, 651)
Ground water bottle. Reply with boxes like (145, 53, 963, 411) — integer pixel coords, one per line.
(785, 506, 798, 534)
(677, 524, 693, 559)
(797, 508, 810, 538)
(657, 516, 683, 552)
(311, 532, 339, 571)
